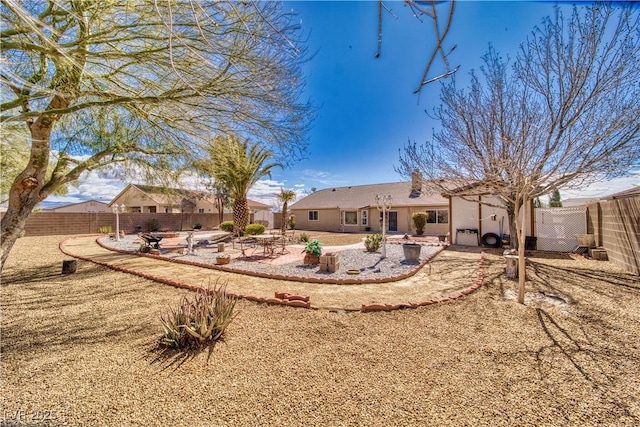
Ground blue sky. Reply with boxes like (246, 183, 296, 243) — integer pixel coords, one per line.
(46, 0, 639, 209)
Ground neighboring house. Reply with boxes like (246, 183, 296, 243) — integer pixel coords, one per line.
(289, 172, 450, 235)
(109, 184, 271, 217)
(44, 200, 110, 213)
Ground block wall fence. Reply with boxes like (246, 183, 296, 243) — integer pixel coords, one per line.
(18, 212, 233, 236)
(588, 197, 640, 275)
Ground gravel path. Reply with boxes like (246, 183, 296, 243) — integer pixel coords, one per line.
(98, 234, 443, 282)
(2, 235, 639, 426)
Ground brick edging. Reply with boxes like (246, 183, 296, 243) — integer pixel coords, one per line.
(360, 250, 486, 312)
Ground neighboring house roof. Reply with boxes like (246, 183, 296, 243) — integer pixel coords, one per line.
(290, 181, 448, 211)
(43, 200, 110, 212)
(109, 184, 270, 209)
(605, 186, 640, 200)
(561, 197, 601, 207)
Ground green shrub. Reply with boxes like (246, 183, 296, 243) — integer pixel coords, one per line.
(192, 223, 202, 230)
(302, 239, 322, 257)
(98, 225, 113, 234)
(160, 282, 237, 352)
(412, 212, 428, 235)
(364, 233, 383, 252)
(147, 217, 160, 232)
(245, 223, 266, 235)
(299, 232, 309, 243)
(220, 221, 234, 232)
(287, 214, 296, 230)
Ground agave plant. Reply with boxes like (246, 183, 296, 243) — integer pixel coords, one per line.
(160, 280, 237, 350)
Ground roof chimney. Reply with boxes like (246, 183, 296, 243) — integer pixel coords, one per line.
(411, 171, 423, 194)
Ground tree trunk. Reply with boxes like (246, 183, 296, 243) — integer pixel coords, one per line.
(506, 203, 518, 250)
(517, 200, 527, 304)
(0, 118, 55, 273)
(281, 201, 288, 234)
(233, 197, 250, 235)
(216, 198, 224, 226)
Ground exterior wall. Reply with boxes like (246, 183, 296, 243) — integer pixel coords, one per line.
(291, 206, 451, 234)
(598, 197, 640, 275)
(403, 207, 449, 236)
(111, 189, 175, 213)
(20, 212, 232, 236)
(450, 195, 532, 246)
(292, 208, 342, 231)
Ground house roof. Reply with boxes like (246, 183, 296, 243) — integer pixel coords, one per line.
(45, 200, 109, 210)
(290, 181, 448, 211)
(109, 184, 270, 209)
(604, 186, 640, 200)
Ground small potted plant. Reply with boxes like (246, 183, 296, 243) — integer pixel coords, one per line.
(302, 239, 322, 265)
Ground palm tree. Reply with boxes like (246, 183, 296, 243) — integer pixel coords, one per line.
(278, 188, 297, 234)
(211, 135, 281, 235)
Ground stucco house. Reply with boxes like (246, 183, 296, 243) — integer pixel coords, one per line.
(109, 184, 271, 219)
(290, 173, 539, 247)
(289, 173, 450, 235)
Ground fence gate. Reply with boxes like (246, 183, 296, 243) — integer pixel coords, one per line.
(535, 207, 587, 252)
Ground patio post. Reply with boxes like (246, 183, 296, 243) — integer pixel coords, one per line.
(375, 194, 392, 258)
(112, 204, 125, 241)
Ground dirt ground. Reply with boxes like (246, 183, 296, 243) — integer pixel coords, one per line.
(1, 235, 639, 426)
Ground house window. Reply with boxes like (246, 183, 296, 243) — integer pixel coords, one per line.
(342, 211, 357, 225)
(308, 210, 319, 221)
(426, 209, 449, 224)
(361, 210, 368, 226)
(198, 208, 205, 214)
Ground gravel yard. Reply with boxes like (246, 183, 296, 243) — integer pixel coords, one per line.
(2, 235, 639, 426)
(98, 233, 444, 282)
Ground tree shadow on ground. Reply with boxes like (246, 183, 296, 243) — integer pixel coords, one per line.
(492, 257, 640, 392)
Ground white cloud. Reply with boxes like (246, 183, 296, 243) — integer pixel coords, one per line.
(301, 169, 346, 186)
(561, 171, 640, 199)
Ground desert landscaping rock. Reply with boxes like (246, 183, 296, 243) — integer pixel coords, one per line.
(2, 235, 639, 426)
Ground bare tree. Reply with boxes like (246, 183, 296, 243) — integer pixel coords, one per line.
(398, 4, 640, 303)
(377, 1, 459, 95)
(0, 0, 314, 271)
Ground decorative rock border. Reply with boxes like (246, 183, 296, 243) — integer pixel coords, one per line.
(360, 250, 486, 312)
(60, 237, 486, 313)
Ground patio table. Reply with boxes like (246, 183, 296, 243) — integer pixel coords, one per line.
(254, 234, 279, 256)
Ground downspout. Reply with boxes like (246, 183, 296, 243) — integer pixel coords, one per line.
(448, 196, 453, 241)
(529, 198, 535, 237)
(478, 195, 483, 238)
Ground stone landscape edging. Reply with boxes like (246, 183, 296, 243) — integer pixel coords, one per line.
(59, 236, 485, 312)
